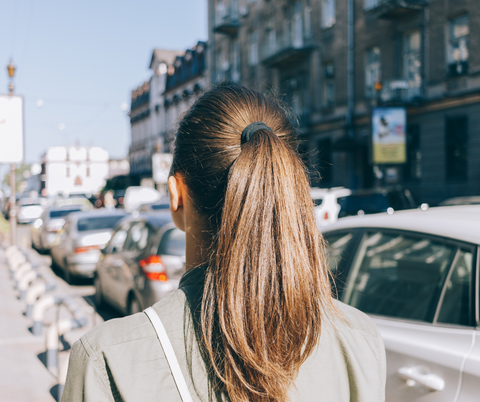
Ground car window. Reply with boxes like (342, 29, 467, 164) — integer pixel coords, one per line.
(109, 224, 129, 254)
(77, 215, 124, 231)
(158, 228, 186, 257)
(436, 249, 473, 326)
(124, 222, 152, 252)
(343, 231, 456, 322)
(323, 232, 354, 274)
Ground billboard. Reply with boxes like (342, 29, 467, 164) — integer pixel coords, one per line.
(372, 107, 406, 164)
(0, 95, 24, 164)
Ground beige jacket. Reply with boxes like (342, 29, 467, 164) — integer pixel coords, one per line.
(62, 266, 386, 401)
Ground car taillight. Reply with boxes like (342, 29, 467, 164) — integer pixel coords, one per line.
(139, 255, 168, 281)
(324, 211, 329, 220)
(75, 245, 100, 254)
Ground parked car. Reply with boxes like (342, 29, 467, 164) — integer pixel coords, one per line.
(137, 198, 170, 213)
(50, 209, 127, 283)
(321, 206, 480, 401)
(16, 198, 44, 224)
(311, 187, 351, 227)
(94, 213, 185, 315)
(31, 204, 91, 252)
(123, 186, 161, 212)
(338, 186, 419, 218)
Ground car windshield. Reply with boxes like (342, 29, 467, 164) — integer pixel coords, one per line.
(77, 216, 124, 231)
(50, 208, 81, 218)
(340, 194, 389, 215)
(151, 204, 170, 210)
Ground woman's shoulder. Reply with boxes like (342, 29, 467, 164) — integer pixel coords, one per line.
(79, 290, 188, 356)
(333, 300, 381, 339)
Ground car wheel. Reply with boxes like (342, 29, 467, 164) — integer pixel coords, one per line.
(94, 275, 105, 309)
(128, 294, 142, 315)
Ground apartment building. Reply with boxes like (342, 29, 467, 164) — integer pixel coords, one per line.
(208, 0, 480, 205)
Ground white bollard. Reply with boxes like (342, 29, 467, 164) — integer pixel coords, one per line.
(8, 252, 25, 271)
(13, 262, 32, 288)
(5, 245, 18, 258)
(45, 319, 73, 370)
(25, 282, 47, 318)
(57, 350, 71, 402)
(18, 270, 39, 301)
(32, 294, 56, 336)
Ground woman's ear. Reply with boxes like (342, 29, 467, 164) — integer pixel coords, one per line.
(168, 174, 186, 231)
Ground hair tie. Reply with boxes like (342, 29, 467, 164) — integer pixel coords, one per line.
(241, 122, 273, 144)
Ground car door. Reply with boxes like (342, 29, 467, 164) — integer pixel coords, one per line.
(100, 222, 131, 307)
(334, 229, 476, 402)
(114, 221, 153, 311)
(455, 247, 480, 402)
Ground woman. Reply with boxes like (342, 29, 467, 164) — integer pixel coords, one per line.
(62, 85, 386, 402)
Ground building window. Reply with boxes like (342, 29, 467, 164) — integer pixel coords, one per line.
(322, 0, 335, 29)
(248, 31, 258, 67)
(446, 116, 468, 180)
(448, 15, 469, 77)
(364, 0, 379, 11)
(405, 125, 421, 180)
(323, 63, 335, 107)
(317, 138, 333, 184)
(304, 0, 312, 37)
(404, 30, 422, 100)
(365, 47, 381, 99)
(231, 40, 241, 83)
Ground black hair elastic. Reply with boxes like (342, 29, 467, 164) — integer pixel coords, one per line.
(241, 121, 273, 144)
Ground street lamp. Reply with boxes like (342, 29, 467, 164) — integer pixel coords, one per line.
(7, 60, 17, 245)
(7, 60, 16, 94)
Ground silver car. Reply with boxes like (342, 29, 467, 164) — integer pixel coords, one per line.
(94, 213, 186, 315)
(322, 205, 480, 401)
(50, 209, 127, 283)
(31, 205, 89, 252)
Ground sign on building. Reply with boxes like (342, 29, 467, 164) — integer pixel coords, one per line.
(372, 107, 406, 164)
(0, 95, 24, 163)
(152, 153, 173, 184)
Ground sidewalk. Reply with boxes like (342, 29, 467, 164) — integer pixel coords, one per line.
(0, 246, 104, 402)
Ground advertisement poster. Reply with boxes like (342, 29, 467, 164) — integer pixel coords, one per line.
(372, 107, 406, 164)
(0, 95, 24, 163)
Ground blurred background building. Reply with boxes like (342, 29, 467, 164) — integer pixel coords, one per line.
(207, 0, 480, 206)
(40, 146, 109, 197)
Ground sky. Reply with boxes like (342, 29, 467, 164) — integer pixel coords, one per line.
(0, 0, 207, 164)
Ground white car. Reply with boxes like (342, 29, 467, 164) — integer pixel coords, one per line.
(321, 206, 480, 402)
(16, 199, 44, 224)
(311, 187, 351, 227)
(123, 186, 161, 213)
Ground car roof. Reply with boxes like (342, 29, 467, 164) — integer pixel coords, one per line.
(321, 205, 480, 244)
(67, 209, 127, 222)
(116, 212, 173, 229)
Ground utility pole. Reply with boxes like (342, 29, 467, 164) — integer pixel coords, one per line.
(7, 60, 17, 246)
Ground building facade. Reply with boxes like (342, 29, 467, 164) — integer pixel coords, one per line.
(163, 41, 208, 153)
(208, 0, 480, 205)
(128, 50, 183, 183)
(40, 146, 109, 197)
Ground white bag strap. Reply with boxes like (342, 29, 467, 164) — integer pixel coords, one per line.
(144, 307, 193, 402)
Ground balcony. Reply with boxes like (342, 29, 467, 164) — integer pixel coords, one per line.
(262, 33, 316, 68)
(364, 0, 427, 19)
(380, 79, 422, 105)
(214, 5, 240, 35)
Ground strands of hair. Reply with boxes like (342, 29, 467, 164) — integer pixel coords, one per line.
(171, 84, 335, 402)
